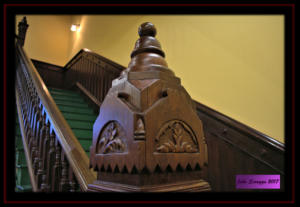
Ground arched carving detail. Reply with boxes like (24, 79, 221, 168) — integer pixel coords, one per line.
(155, 120, 198, 153)
(96, 121, 126, 154)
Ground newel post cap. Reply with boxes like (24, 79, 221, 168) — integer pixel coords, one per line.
(130, 22, 165, 58)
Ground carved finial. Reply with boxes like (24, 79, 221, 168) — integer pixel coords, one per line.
(130, 22, 165, 58)
(21, 16, 27, 24)
(138, 22, 156, 37)
(124, 22, 170, 75)
(17, 16, 29, 47)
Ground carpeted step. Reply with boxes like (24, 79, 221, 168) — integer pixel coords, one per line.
(49, 88, 97, 156)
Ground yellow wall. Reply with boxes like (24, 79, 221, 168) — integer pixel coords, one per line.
(17, 15, 285, 143)
(16, 15, 72, 66)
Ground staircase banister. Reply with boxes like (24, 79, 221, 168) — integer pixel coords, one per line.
(194, 101, 285, 151)
(15, 90, 38, 191)
(16, 44, 96, 191)
(63, 48, 125, 73)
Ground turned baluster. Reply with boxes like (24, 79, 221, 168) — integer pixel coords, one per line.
(25, 127, 32, 147)
(36, 117, 48, 189)
(29, 102, 43, 163)
(40, 174, 50, 192)
(33, 103, 42, 144)
(30, 136, 38, 164)
(59, 152, 70, 192)
(23, 77, 31, 114)
(33, 157, 39, 175)
(29, 90, 38, 129)
(29, 103, 40, 158)
(25, 130, 34, 161)
(59, 168, 70, 192)
(36, 159, 45, 189)
(28, 130, 35, 157)
(17, 73, 29, 128)
(25, 108, 33, 145)
(26, 78, 35, 124)
(69, 169, 77, 192)
(16, 74, 24, 113)
(32, 108, 44, 174)
(41, 122, 50, 171)
(45, 132, 56, 191)
(17, 73, 28, 123)
(27, 89, 38, 151)
(51, 142, 62, 192)
(38, 114, 47, 161)
(25, 85, 32, 115)
(26, 83, 34, 124)
(16, 68, 30, 140)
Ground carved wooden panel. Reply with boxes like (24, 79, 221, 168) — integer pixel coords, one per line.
(155, 120, 198, 153)
(96, 121, 126, 154)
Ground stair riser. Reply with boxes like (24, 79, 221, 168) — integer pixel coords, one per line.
(73, 129, 93, 139)
(63, 113, 97, 122)
(52, 96, 86, 103)
(55, 105, 94, 115)
(55, 100, 89, 108)
(49, 88, 81, 97)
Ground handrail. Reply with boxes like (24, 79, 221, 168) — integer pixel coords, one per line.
(75, 82, 101, 108)
(16, 44, 96, 191)
(194, 101, 285, 151)
(64, 48, 125, 73)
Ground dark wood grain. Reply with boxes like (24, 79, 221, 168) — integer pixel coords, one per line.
(62, 49, 124, 103)
(88, 22, 211, 192)
(32, 59, 65, 89)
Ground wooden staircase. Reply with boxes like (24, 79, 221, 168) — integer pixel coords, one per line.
(14, 17, 285, 193)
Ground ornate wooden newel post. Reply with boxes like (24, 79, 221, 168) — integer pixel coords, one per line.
(16, 17, 29, 47)
(88, 22, 211, 192)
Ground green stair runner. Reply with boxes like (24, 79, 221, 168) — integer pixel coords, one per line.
(49, 88, 97, 157)
(15, 88, 97, 191)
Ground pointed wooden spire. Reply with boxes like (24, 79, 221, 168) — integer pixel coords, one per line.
(127, 22, 169, 73)
(17, 16, 29, 46)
